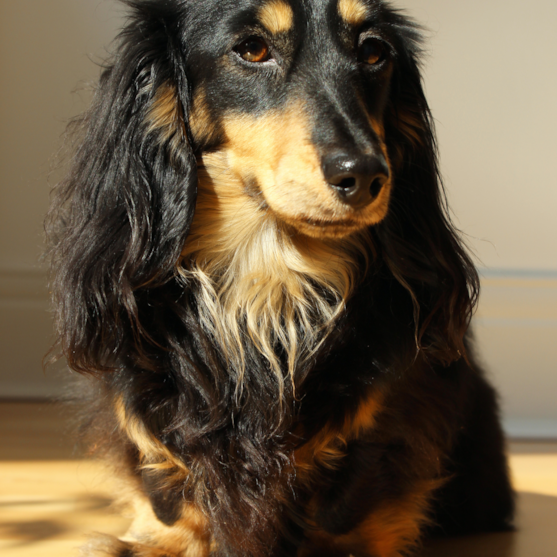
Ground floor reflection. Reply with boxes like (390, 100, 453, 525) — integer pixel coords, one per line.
(422, 492, 557, 557)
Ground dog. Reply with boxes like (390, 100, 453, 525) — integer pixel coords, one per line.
(46, 0, 515, 555)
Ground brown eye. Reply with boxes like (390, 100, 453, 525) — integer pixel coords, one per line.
(234, 37, 271, 63)
(358, 38, 386, 66)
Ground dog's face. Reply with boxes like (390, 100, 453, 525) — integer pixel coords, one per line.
(173, 0, 397, 239)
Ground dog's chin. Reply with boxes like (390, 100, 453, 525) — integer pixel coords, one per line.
(283, 217, 369, 239)
(271, 196, 391, 239)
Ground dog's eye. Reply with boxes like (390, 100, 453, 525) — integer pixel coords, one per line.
(358, 38, 386, 66)
(234, 37, 271, 63)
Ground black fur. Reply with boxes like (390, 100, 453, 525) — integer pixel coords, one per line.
(47, 1, 515, 556)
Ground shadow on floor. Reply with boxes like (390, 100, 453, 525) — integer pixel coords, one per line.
(1, 491, 556, 556)
(0, 495, 113, 548)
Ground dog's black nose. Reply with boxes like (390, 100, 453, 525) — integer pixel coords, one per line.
(322, 152, 389, 209)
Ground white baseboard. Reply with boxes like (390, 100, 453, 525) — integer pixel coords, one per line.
(474, 269, 557, 437)
(503, 419, 557, 440)
(0, 266, 68, 398)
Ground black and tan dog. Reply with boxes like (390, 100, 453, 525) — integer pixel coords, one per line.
(46, 0, 515, 555)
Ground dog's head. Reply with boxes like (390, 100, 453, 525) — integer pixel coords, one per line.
(140, 0, 428, 242)
(47, 0, 478, 373)
(169, 0, 403, 239)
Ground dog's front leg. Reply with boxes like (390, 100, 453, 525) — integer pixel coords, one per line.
(299, 489, 433, 557)
(80, 473, 212, 557)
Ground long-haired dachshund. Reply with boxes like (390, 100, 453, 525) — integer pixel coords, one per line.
(46, 0, 515, 555)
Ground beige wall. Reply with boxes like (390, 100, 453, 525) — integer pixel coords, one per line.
(398, 0, 557, 271)
(0, 0, 121, 396)
(1, 0, 555, 435)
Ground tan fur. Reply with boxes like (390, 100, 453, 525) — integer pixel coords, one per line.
(148, 83, 221, 149)
(122, 493, 211, 557)
(180, 149, 372, 396)
(220, 103, 392, 239)
(294, 389, 383, 482)
(114, 396, 189, 478)
(300, 480, 442, 557)
(369, 116, 386, 142)
(344, 390, 383, 439)
(82, 490, 211, 557)
(146, 83, 186, 153)
(81, 535, 172, 557)
(294, 426, 348, 479)
(338, 0, 368, 26)
(348, 479, 443, 556)
(258, 0, 294, 34)
(189, 88, 221, 146)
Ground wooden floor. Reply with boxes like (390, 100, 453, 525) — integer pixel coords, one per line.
(1, 403, 556, 557)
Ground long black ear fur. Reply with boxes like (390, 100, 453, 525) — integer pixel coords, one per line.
(46, 0, 195, 373)
(377, 14, 479, 365)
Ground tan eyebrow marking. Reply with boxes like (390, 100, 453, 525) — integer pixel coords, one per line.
(338, 0, 368, 26)
(258, 0, 294, 35)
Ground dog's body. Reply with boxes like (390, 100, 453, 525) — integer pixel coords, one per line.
(47, 0, 514, 555)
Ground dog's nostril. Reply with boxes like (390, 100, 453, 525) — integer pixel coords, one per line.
(337, 177, 357, 190)
(370, 177, 384, 199)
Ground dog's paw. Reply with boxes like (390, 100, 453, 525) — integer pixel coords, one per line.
(80, 534, 177, 557)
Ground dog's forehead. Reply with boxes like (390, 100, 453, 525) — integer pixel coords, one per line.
(181, 0, 394, 123)
(229, 0, 380, 29)
(185, 0, 385, 42)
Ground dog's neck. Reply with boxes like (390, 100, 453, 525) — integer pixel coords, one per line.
(180, 151, 370, 392)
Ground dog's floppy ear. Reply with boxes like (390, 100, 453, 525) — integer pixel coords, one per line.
(378, 18, 479, 365)
(47, 1, 195, 373)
